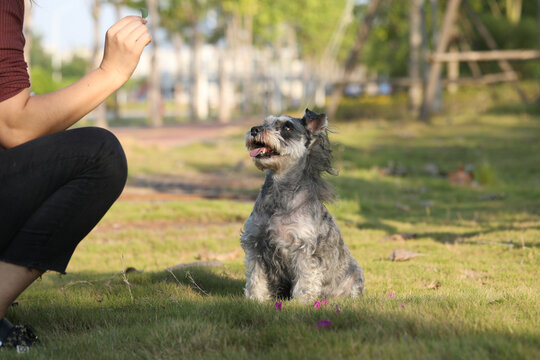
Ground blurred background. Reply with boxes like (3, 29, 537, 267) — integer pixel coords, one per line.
(15, 3, 540, 355)
(24, 0, 540, 127)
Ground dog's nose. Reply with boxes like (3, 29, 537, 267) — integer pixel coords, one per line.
(250, 126, 262, 137)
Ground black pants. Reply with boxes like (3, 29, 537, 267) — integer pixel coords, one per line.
(0, 127, 127, 273)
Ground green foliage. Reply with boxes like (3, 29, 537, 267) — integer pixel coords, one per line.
(61, 55, 88, 79)
(253, 0, 345, 59)
(363, 1, 410, 77)
(29, 66, 59, 94)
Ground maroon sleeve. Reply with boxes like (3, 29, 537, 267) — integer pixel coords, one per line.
(0, 0, 31, 103)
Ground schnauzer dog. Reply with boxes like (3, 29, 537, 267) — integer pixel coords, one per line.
(241, 109, 364, 301)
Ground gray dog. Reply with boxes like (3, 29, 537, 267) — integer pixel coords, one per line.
(241, 109, 364, 301)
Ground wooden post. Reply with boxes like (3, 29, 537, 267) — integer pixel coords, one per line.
(429, 0, 442, 111)
(447, 44, 459, 93)
(420, 0, 461, 122)
(462, 0, 528, 103)
(327, 0, 381, 120)
(430, 50, 540, 62)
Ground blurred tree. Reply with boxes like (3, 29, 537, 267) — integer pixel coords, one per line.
(160, 0, 219, 122)
(91, 0, 108, 128)
(146, 0, 163, 126)
(223, 0, 258, 115)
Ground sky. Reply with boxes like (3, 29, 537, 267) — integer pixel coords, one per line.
(32, 0, 137, 52)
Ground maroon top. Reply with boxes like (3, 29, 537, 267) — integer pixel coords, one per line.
(0, 0, 30, 103)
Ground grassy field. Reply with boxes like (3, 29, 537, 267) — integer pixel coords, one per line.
(3, 85, 540, 359)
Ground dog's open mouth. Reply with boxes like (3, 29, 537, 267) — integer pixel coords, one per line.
(249, 142, 279, 158)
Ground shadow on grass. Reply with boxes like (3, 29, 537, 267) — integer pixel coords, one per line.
(6, 268, 538, 359)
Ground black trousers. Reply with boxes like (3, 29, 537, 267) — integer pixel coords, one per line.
(0, 127, 127, 273)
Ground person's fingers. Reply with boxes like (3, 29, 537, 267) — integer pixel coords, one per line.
(127, 24, 152, 45)
(107, 16, 144, 36)
(112, 19, 146, 43)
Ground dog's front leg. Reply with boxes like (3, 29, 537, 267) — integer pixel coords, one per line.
(244, 254, 272, 301)
(291, 255, 323, 301)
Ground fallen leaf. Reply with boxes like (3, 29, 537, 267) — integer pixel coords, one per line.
(389, 249, 426, 261)
(449, 165, 473, 186)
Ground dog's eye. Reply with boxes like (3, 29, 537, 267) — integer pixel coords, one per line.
(283, 123, 292, 131)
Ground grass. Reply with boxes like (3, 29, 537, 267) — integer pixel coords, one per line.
(3, 84, 540, 359)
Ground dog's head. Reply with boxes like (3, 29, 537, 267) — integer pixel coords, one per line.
(246, 109, 333, 174)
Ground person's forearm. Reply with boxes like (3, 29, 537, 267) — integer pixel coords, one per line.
(0, 68, 124, 148)
(0, 16, 150, 149)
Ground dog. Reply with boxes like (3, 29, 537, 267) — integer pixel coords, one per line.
(240, 109, 364, 301)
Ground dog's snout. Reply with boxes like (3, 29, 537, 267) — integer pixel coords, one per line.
(250, 126, 263, 137)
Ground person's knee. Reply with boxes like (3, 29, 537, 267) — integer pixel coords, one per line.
(80, 127, 128, 195)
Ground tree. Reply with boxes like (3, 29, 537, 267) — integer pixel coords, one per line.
(91, 0, 108, 128)
(327, 0, 383, 119)
(161, 0, 219, 122)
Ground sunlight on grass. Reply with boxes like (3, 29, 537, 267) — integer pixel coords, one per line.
(4, 87, 540, 359)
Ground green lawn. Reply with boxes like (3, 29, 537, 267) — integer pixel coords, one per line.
(3, 86, 540, 359)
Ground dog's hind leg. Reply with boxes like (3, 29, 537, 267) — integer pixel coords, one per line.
(244, 255, 271, 301)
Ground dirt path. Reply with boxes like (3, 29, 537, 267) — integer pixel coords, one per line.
(110, 120, 252, 148)
(109, 120, 259, 202)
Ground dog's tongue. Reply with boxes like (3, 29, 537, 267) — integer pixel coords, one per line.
(250, 148, 265, 158)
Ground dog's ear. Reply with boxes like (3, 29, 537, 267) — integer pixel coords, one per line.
(302, 108, 328, 135)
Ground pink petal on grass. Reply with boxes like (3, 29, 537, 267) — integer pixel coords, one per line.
(385, 292, 396, 298)
(316, 319, 332, 328)
(321, 299, 328, 307)
(400, 304, 405, 309)
(336, 305, 340, 314)
(275, 301, 282, 311)
(313, 300, 321, 309)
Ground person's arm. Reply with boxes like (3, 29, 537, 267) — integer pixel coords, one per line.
(0, 16, 151, 149)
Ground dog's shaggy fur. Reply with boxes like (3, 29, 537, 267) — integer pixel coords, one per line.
(241, 109, 364, 301)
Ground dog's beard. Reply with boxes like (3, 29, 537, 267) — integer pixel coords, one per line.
(246, 131, 307, 172)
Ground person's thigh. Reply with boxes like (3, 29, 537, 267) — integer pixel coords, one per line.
(0, 127, 127, 272)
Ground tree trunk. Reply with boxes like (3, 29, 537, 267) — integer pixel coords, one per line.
(111, 2, 122, 121)
(192, 27, 208, 121)
(429, 0, 442, 112)
(420, 0, 461, 122)
(92, 0, 108, 128)
(218, 49, 232, 123)
(327, 0, 382, 119)
(537, 0, 540, 103)
(147, 0, 163, 127)
(241, 14, 254, 115)
(173, 34, 185, 120)
(409, 0, 424, 114)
